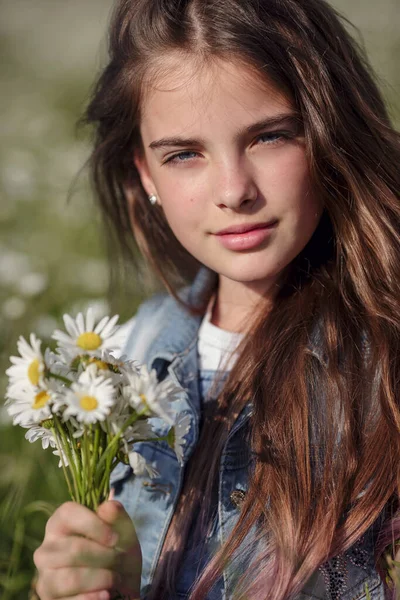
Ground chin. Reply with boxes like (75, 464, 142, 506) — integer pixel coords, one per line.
(219, 263, 282, 285)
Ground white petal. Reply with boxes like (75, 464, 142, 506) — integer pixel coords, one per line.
(94, 315, 109, 334)
(128, 446, 159, 478)
(99, 314, 119, 338)
(63, 314, 79, 337)
(29, 333, 42, 354)
(17, 336, 35, 360)
(86, 308, 95, 332)
(128, 451, 149, 476)
(52, 330, 75, 345)
(101, 334, 125, 351)
(76, 312, 85, 334)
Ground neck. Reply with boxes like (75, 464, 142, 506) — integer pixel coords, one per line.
(210, 276, 276, 333)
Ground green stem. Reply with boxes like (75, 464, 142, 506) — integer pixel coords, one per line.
(91, 427, 101, 508)
(98, 430, 114, 503)
(93, 426, 100, 470)
(66, 421, 85, 503)
(46, 371, 73, 386)
(54, 417, 81, 502)
(87, 423, 100, 510)
(51, 426, 75, 500)
(82, 426, 91, 506)
(86, 426, 98, 510)
(94, 410, 144, 478)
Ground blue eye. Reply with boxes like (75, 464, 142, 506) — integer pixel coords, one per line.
(163, 131, 291, 166)
(164, 151, 199, 165)
(257, 131, 287, 144)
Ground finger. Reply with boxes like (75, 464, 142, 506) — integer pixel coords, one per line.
(96, 501, 139, 552)
(96, 502, 141, 597)
(34, 535, 118, 570)
(37, 567, 118, 599)
(45, 502, 118, 548)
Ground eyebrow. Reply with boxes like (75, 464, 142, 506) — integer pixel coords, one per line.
(148, 112, 300, 150)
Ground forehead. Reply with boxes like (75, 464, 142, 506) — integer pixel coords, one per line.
(139, 54, 292, 138)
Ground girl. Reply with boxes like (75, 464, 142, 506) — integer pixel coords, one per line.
(33, 0, 400, 599)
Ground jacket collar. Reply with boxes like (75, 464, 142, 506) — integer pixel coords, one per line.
(146, 267, 218, 369)
(143, 267, 325, 461)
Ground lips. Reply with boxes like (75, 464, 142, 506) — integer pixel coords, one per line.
(214, 221, 277, 235)
(213, 220, 278, 251)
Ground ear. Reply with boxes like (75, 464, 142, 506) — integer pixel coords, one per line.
(133, 150, 160, 203)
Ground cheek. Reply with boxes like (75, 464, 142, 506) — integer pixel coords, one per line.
(278, 154, 319, 215)
(283, 153, 311, 191)
(271, 158, 320, 239)
(260, 148, 310, 199)
(160, 194, 203, 240)
(155, 174, 203, 218)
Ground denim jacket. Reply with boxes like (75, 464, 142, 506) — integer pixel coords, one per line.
(111, 267, 385, 600)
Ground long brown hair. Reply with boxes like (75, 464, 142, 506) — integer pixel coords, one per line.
(83, 0, 400, 597)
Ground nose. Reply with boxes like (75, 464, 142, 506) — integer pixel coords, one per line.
(213, 156, 259, 211)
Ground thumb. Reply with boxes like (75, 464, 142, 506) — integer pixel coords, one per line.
(97, 501, 142, 598)
(97, 500, 139, 553)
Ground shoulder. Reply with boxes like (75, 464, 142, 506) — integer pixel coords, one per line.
(117, 283, 198, 360)
(117, 291, 170, 362)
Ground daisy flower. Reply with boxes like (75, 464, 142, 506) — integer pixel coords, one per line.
(24, 424, 57, 450)
(167, 412, 191, 465)
(5, 385, 54, 426)
(62, 364, 116, 424)
(128, 451, 159, 478)
(6, 333, 45, 394)
(122, 364, 182, 426)
(52, 308, 121, 363)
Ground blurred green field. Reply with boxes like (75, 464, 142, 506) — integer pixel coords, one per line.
(0, 0, 399, 598)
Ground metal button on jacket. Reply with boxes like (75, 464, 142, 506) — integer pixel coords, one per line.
(230, 489, 246, 508)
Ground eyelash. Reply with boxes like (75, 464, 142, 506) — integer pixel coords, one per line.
(163, 131, 292, 166)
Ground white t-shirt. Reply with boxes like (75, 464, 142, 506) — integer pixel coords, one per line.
(197, 299, 244, 371)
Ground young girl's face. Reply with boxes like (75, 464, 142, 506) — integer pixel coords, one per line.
(134, 56, 322, 295)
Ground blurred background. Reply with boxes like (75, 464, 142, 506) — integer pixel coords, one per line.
(0, 0, 399, 597)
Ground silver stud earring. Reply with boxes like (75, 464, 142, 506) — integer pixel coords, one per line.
(148, 194, 157, 206)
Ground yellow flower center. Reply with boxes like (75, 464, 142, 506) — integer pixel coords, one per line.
(77, 332, 102, 351)
(88, 358, 109, 370)
(28, 359, 41, 386)
(33, 391, 50, 409)
(80, 395, 98, 411)
(139, 393, 151, 412)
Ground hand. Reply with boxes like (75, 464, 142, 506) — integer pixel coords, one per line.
(34, 500, 142, 600)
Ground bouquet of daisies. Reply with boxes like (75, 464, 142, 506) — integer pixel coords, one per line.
(5, 309, 190, 510)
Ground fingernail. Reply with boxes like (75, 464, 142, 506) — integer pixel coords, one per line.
(99, 592, 109, 600)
